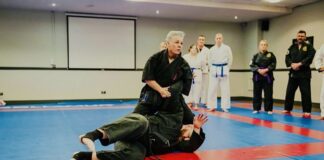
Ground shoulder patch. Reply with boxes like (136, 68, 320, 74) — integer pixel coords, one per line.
(303, 46, 307, 52)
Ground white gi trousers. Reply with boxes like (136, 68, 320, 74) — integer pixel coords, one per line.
(200, 73, 209, 104)
(321, 76, 324, 117)
(207, 65, 231, 109)
(184, 69, 202, 105)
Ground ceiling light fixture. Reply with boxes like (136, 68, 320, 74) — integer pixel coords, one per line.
(51, 3, 56, 7)
(156, 10, 160, 14)
(234, 16, 238, 19)
(264, 0, 281, 3)
(86, 4, 94, 8)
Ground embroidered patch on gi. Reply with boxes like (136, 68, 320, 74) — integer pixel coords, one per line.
(303, 46, 307, 52)
(267, 53, 271, 58)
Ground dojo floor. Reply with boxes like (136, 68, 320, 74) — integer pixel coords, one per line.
(0, 100, 323, 160)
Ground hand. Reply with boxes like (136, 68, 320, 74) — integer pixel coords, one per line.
(257, 68, 268, 76)
(0, 100, 5, 106)
(320, 66, 324, 72)
(291, 63, 302, 71)
(193, 114, 208, 129)
(159, 87, 171, 98)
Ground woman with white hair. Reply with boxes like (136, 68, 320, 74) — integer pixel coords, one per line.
(134, 31, 193, 115)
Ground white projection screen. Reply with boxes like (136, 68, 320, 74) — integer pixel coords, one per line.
(68, 16, 136, 69)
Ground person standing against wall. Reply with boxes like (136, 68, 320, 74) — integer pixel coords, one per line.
(207, 33, 233, 112)
(183, 44, 206, 110)
(314, 44, 324, 120)
(196, 35, 210, 107)
(250, 40, 277, 114)
(283, 30, 316, 118)
(0, 100, 5, 106)
(159, 41, 167, 51)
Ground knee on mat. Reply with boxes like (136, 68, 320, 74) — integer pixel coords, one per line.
(135, 114, 149, 132)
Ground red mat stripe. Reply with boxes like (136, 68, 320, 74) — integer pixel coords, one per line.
(200, 109, 324, 140)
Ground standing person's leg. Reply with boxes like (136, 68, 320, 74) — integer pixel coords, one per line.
(193, 80, 202, 109)
(183, 84, 194, 108)
(299, 78, 312, 117)
(200, 73, 209, 105)
(253, 80, 263, 113)
(263, 80, 274, 114)
(320, 77, 324, 119)
(207, 76, 219, 111)
(284, 78, 299, 114)
(220, 76, 230, 112)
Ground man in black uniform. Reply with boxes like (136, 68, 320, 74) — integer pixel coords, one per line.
(283, 30, 316, 118)
(72, 112, 207, 160)
(250, 40, 277, 114)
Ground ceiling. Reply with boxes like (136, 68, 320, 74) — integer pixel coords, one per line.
(0, 0, 319, 22)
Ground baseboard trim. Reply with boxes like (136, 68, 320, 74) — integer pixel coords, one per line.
(231, 96, 320, 108)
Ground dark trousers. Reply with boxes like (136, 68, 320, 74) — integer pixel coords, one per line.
(96, 141, 146, 160)
(284, 77, 312, 113)
(96, 113, 149, 160)
(253, 79, 273, 111)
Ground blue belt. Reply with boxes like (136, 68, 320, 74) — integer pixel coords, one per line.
(212, 63, 228, 77)
(191, 67, 201, 84)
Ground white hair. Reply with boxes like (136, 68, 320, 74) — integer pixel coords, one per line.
(165, 31, 185, 42)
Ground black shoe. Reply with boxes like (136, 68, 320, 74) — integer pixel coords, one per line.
(72, 151, 92, 160)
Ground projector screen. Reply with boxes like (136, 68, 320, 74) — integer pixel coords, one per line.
(68, 16, 136, 69)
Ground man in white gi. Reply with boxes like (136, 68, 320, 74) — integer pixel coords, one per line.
(314, 44, 324, 120)
(196, 35, 210, 107)
(207, 33, 233, 112)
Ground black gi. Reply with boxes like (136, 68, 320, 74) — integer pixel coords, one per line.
(134, 49, 193, 116)
(284, 42, 316, 113)
(133, 49, 196, 155)
(250, 51, 277, 111)
(74, 50, 201, 160)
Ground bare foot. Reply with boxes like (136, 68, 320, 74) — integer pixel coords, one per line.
(79, 135, 96, 152)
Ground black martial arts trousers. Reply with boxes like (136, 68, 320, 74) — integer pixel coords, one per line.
(284, 77, 312, 113)
(96, 113, 149, 160)
(253, 79, 273, 111)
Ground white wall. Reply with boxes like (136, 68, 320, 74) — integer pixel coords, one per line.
(0, 9, 67, 68)
(1, 0, 323, 102)
(0, 9, 244, 101)
(0, 70, 143, 100)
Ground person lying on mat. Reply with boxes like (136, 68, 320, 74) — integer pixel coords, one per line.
(72, 113, 207, 160)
